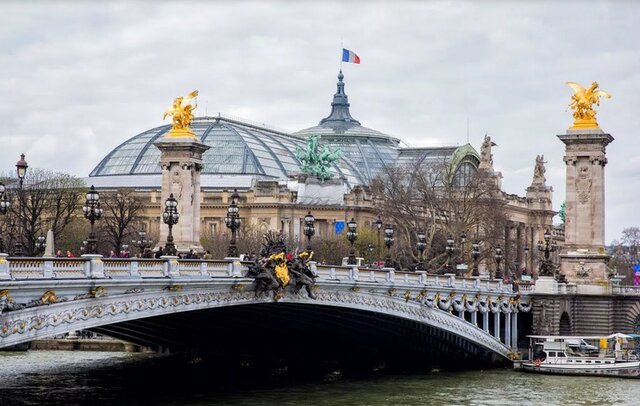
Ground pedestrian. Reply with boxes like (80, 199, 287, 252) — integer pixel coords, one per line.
(203, 250, 213, 260)
(109, 250, 117, 258)
(155, 246, 163, 259)
(66, 250, 75, 258)
(55, 250, 64, 258)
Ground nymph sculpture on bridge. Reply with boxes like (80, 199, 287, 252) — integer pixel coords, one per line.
(246, 231, 317, 300)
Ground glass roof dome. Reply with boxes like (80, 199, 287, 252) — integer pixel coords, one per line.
(293, 70, 403, 183)
(89, 115, 366, 188)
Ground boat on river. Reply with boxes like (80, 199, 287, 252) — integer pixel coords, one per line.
(514, 334, 640, 378)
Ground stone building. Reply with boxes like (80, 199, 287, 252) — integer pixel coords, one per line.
(87, 71, 556, 271)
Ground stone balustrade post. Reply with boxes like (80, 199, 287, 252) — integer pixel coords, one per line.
(130, 260, 140, 277)
(444, 273, 455, 288)
(199, 261, 208, 276)
(82, 254, 105, 278)
(349, 266, 359, 281)
(384, 268, 395, 282)
(43, 259, 54, 278)
(0, 253, 9, 280)
(161, 256, 180, 277)
(308, 261, 318, 277)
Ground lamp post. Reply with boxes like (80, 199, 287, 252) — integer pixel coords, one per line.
(445, 235, 455, 274)
(367, 243, 374, 266)
(133, 230, 153, 257)
(346, 217, 358, 265)
(0, 183, 10, 253)
(494, 245, 503, 280)
(375, 215, 383, 261)
(303, 211, 315, 251)
(383, 224, 394, 268)
(224, 189, 241, 257)
(472, 240, 481, 277)
(162, 193, 179, 256)
(82, 185, 103, 255)
(14, 153, 28, 256)
(523, 243, 530, 276)
(416, 231, 427, 271)
(537, 229, 557, 277)
(35, 235, 46, 255)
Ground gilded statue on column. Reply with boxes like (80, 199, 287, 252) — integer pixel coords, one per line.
(565, 82, 611, 129)
(163, 90, 199, 137)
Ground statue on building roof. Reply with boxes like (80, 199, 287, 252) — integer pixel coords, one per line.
(295, 135, 342, 181)
(532, 154, 546, 185)
(566, 81, 611, 129)
(163, 90, 199, 137)
(479, 133, 496, 170)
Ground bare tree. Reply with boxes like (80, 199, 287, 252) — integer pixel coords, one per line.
(99, 189, 143, 254)
(0, 169, 85, 256)
(372, 158, 508, 273)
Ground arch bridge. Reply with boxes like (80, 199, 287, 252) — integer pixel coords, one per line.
(0, 255, 530, 365)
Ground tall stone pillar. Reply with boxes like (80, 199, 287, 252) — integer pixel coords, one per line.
(558, 129, 613, 282)
(155, 137, 210, 254)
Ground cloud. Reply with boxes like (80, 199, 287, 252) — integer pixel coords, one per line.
(0, 0, 638, 242)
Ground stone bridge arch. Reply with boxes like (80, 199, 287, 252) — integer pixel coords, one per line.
(0, 286, 513, 362)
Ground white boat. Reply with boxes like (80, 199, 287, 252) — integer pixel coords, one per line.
(514, 333, 640, 378)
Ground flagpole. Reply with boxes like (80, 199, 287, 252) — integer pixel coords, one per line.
(340, 38, 343, 70)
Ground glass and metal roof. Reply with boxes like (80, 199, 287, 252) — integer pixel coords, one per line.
(89, 70, 480, 190)
(89, 116, 365, 188)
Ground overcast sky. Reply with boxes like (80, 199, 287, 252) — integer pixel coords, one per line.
(1, 1, 638, 243)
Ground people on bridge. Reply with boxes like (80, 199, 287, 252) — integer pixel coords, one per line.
(203, 250, 213, 260)
(109, 250, 117, 258)
(55, 250, 63, 257)
(66, 250, 75, 258)
(155, 246, 164, 259)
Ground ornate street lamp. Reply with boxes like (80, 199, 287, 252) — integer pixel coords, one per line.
(346, 217, 358, 265)
(445, 235, 455, 274)
(537, 229, 558, 278)
(35, 235, 46, 254)
(416, 231, 427, 271)
(82, 185, 103, 255)
(367, 243, 374, 265)
(162, 193, 179, 256)
(471, 240, 481, 277)
(383, 224, 394, 268)
(523, 243, 530, 276)
(14, 153, 28, 256)
(224, 189, 241, 257)
(375, 215, 383, 260)
(80, 240, 87, 255)
(303, 211, 315, 251)
(494, 245, 504, 280)
(133, 230, 153, 257)
(0, 183, 10, 254)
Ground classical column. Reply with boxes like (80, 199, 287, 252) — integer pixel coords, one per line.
(471, 310, 478, 326)
(483, 311, 490, 333)
(493, 312, 501, 341)
(505, 311, 512, 347)
(512, 313, 518, 348)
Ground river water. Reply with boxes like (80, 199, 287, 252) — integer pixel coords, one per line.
(0, 351, 638, 405)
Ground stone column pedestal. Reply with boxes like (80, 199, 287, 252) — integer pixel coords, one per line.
(557, 129, 613, 283)
(155, 136, 210, 254)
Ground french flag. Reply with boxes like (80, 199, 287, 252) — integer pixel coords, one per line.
(342, 48, 360, 64)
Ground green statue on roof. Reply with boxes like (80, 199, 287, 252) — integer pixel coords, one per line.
(295, 135, 342, 181)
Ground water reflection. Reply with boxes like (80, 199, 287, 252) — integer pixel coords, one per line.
(0, 351, 637, 406)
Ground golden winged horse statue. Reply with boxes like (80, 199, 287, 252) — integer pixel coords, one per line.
(163, 90, 199, 137)
(566, 82, 611, 129)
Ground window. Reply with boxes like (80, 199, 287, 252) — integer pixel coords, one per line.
(454, 161, 476, 187)
(549, 351, 557, 357)
(557, 352, 566, 357)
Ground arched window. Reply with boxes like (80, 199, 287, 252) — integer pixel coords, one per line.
(559, 312, 572, 335)
(454, 161, 476, 187)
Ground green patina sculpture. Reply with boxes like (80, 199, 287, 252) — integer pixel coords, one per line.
(295, 135, 342, 181)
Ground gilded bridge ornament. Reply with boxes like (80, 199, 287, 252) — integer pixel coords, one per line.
(163, 90, 199, 137)
(566, 81, 611, 129)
